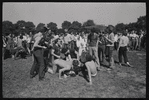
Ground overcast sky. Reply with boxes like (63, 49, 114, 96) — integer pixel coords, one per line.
(3, 2, 146, 28)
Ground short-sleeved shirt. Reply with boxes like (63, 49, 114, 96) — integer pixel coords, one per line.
(119, 36, 129, 47)
(106, 32, 115, 46)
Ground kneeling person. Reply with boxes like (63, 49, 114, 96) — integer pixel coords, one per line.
(48, 58, 80, 79)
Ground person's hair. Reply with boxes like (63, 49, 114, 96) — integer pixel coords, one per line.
(20, 35, 23, 39)
(122, 31, 127, 36)
(54, 38, 60, 44)
(72, 60, 79, 67)
(91, 28, 97, 33)
(108, 25, 114, 33)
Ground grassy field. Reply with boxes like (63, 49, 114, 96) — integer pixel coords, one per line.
(2, 50, 146, 98)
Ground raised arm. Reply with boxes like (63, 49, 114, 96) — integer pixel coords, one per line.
(85, 62, 92, 85)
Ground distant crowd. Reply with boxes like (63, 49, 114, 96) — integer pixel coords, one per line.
(2, 26, 146, 85)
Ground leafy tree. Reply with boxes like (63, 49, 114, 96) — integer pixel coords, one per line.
(115, 23, 126, 32)
(16, 20, 26, 28)
(25, 21, 35, 34)
(36, 23, 45, 32)
(83, 19, 95, 27)
(47, 22, 58, 32)
(57, 28, 64, 34)
(136, 15, 146, 31)
(61, 21, 71, 29)
(2, 21, 14, 36)
(69, 21, 82, 30)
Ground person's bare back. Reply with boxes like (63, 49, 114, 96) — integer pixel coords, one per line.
(85, 60, 97, 85)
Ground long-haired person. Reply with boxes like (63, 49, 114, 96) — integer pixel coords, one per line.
(87, 28, 101, 71)
(104, 25, 115, 70)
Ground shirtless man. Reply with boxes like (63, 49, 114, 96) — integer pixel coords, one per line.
(48, 58, 80, 79)
(81, 52, 97, 85)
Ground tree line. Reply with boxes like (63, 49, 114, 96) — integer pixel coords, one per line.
(2, 15, 146, 36)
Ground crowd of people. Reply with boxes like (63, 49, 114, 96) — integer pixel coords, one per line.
(2, 25, 146, 85)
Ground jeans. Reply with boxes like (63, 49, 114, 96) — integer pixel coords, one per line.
(30, 48, 45, 79)
(88, 46, 100, 68)
(105, 46, 114, 67)
(118, 46, 128, 63)
(114, 42, 118, 50)
(98, 45, 106, 62)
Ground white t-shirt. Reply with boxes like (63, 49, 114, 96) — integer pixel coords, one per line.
(76, 36, 86, 48)
(22, 35, 27, 41)
(114, 34, 118, 42)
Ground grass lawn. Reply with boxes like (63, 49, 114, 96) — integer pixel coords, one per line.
(2, 50, 146, 98)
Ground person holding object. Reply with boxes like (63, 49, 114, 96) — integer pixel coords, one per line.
(104, 25, 115, 70)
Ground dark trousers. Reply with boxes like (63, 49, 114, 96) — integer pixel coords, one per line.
(98, 45, 106, 62)
(30, 49, 45, 79)
(132, 39, 136, 50)
(114, 42, 118, 50)
(118, 46, 128, 63)
(105, 46, 114, 67)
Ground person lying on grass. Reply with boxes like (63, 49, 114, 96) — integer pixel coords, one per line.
(47, 58, 80, 79)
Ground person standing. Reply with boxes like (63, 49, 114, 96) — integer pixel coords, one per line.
(104, 25, 115, 70)
(87, 28, 101, 71)
(138, 30, 144, 51)
(3, 35, 7, 60)
(117, 31, 132, 67)
(30, 26, 47, 81)
(98, 32, 107, 65)
(114, 33, 118, 50)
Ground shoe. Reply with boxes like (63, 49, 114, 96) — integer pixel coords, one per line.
(119, 63, 122, 66)
(107, 68, 112, 71)
(39, 77, 45, 81)
(97, 67, 102, 71)
(126, 62, 132, 67)
(30, 73, 38, 79)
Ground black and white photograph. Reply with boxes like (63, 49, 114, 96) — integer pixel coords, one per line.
(2, 2, 146, 98)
